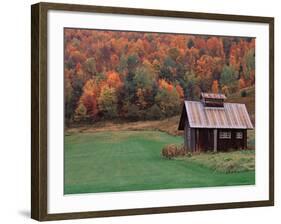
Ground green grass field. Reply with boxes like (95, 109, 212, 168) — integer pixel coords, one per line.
(64, 131, 255, 194)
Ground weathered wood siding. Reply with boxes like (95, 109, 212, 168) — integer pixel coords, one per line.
(190, 128, 195, 152)
(184, 119, 197, 153)
(184, 127, 248, 152)
(184, 123, 188, 150)
(217, 129, 247, 151)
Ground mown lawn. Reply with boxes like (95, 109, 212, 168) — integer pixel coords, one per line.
(64, 131, 255, 194)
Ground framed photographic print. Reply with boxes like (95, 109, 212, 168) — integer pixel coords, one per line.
(31, 2, 274, 221)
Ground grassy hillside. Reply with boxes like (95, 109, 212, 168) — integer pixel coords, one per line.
(65, 131, 255, 194)
(226, 87, 255, 125)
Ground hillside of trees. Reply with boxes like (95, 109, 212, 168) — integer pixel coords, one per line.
(64, 29, 255, 124)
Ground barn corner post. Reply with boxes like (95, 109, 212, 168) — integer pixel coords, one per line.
(244, 129, 247, 150)
(184, 121, 188, 152)
(213, 129, 217, 152)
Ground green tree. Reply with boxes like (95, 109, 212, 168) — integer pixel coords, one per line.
(145, 104, 163, 120)
(83, 57, 96, 75)
(222, 38, 232, 64)
(64, 77, 73, 125)
(74, 103, 87, 122)
(220, 65, 236, 86)
(187, 38, 195, 49)
(126, 104, 139, 121)
(127, 54, 139, 72)
(220, 65, 239, 93)
(159, 56, 176, 82)
(117, 54, 128, 75)
(155, 87, 181, 117)
(244, 48, 255, 80)
(98, 85, 118, 119)
(71, 70, 84, 120)
(183, 71, 200, 100)
(133, 66, 154, 91)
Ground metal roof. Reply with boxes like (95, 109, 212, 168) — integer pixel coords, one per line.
(201, 92, 226, 100)
(178, 101, 254, 130)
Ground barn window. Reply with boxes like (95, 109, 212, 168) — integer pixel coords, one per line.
(236, 132, 243, 139)
(219, 131, 231, 139)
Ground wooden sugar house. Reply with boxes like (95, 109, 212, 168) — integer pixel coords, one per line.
(178, 93, 253, 152)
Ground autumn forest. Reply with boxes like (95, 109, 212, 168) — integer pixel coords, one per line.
(64, 29, 255, 124)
